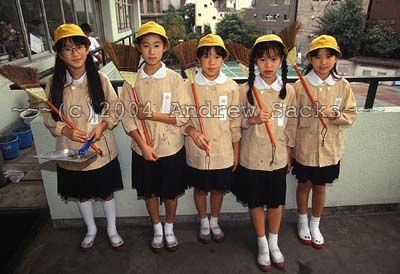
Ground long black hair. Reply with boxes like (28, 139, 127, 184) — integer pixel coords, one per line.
(303, 48, 340, 79)
(50, 36, 105, 121)
(247, 41, 288, 105)
(197, 46, 228, 59)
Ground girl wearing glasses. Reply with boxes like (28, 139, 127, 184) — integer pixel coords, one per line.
(42, 24, 124, 251)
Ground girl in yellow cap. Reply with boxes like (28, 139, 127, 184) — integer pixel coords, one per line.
(292, 35, 356, 249)
(42, 24, 124, 250)
(182, 34, 241, 244)
(231, 34, 297, 271)
(120, 21, 190, 252)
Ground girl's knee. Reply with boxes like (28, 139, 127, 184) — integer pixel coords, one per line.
(312, 184, 326, 194)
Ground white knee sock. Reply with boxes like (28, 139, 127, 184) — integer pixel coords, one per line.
(102, 198, 117, 236)
(298, 213, 311, 240)
(78, 200, 97, 235)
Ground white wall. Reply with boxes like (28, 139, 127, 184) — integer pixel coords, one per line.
(31, 107, 400, 220)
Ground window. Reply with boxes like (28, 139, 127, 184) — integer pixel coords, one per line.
(62, 0, 76, 23)
(271, 0, 278, 5)
(284, 14, 288, 21)
(362, 70, 371, 76)
(43, 0, 63, 41)
(285, 0, 291, 5)
(198, 13, 202, 17)
(377, 72, 387, 76)
(212, 16, 216, 20)
(204, 4, 207, 8)
(116, 0, 133, 32)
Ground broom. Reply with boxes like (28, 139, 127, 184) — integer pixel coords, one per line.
(0, 65, 103, 156)
(225, 40, 276, 165)
(103, 42, 151, 146)
(173, 39, 210, 158)
(278, 21, 328, 145)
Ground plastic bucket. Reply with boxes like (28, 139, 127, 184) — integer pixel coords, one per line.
(0, 135, 20, 160)
(11, 125, 33, 149)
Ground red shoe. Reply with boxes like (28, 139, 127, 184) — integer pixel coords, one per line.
(257, 251, 271, 272)
(109, 233, 124, 251)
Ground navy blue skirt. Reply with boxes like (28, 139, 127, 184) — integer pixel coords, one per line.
(186, 165, 233, 192)
(57, 157, 123, 200)
(132, 148, 187, 200)
(292, 160, 340, 185)
(232, 165, 287, 209)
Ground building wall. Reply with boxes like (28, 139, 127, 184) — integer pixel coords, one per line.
(243, 0, 295, 34)
(32, 91, 400, 219)
(195, 0, 225, 33)
(296, 0, 370, 60)
(367, 0, 400, 33)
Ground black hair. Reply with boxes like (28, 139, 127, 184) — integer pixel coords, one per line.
(50, 36, 105, 121)
(196, 46, 228, 60)
(247, 41, 287, 105)
(79, 23, 92, 33)
(303, 48, 340, 79)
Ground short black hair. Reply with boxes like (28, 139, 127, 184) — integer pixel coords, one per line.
(197, 46, 227, 59)
(80, 23, 92, 33)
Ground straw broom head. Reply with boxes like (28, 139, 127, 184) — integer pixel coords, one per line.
(224, 40, 250, 76)
(278, 21, 302, 65)
(0, 64, 47, 101)
(172, 39, 197, 81)
(103, 42, 141, 86)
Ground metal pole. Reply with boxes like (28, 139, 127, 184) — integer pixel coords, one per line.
(16, 0, 32, 60)
(364, 80, 379, 109)
(84, 0, 89, 23)
(60, 0, 66, 24)
(40, 0, 53, 53)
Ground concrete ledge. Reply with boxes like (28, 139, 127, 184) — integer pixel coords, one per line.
(52, 203, 400, 229)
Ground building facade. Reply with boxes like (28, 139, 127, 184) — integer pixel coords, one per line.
(0, 0, 141, 132)
(140, 0, 183, 23)
(366, 0, 400, 33)
(242, 0, 296, 35)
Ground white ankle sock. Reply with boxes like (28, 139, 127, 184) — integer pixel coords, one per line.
(257, 236, 270, 265)
(210, 216, 221, 234)
(268, 233, 279, 250)
(164, 222, 175, 242)
(200, 217, 210, 232)
(310, 216, 324, 243)
(153, 222, 163, 244)
(298, 213, 311, 240)
(268, 233, 284, 263)
(78, 200, 97, 235)
(102, 198, 117, 236)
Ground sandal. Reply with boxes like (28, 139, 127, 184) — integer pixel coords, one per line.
(210, 224, 224, 243)
(109, 233, 124, 250)
(165, 233, 179, 252)
(257, 250, 271, 272)
(198, 225, 211, 244)
(81, 233, 96, 251)
(270, 247, 285, 269)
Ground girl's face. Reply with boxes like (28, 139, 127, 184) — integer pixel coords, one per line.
(199, 47, 224, 81)
(309, 48, 337, 80)
(59, 38, 88, 70)
(255, 48, 282, 85)
(138, 34, 166, 67)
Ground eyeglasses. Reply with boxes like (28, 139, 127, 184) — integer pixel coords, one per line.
(62, 44, 87, 56)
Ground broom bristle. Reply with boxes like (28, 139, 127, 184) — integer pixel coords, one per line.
(172, 39, 197, 70)
(225, 41, 250, 68)
(103, 42, 141, 72)
(0, 65, 40, 88)
(278, 21, 302, 51)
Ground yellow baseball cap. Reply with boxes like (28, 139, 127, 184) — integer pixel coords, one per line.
(197, 34, 229, 58)
(307, 35, 342, 57)
(53, 24, 89, 50)
(134, 21, 170, 50)
(253, 34, 288, 55)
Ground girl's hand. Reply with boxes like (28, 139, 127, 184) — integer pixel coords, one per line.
(232, 142, 239, 172)
(88, 121, 108, 142)
(323, 106, 340, 120)
(140, 143, 158, 161)
(250, 109, 271, 125)
(189, 128, 210, 152)
(61, 126, 88, 143)
(137, 103, 152, 120)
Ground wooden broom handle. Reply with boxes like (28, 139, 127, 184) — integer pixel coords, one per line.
(251, 86, 276, 146)
(293, 64, 328, 129)
(131, 87, 152, 146)
(191, 83, 210, 156)
(44, 100, 103, 156)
